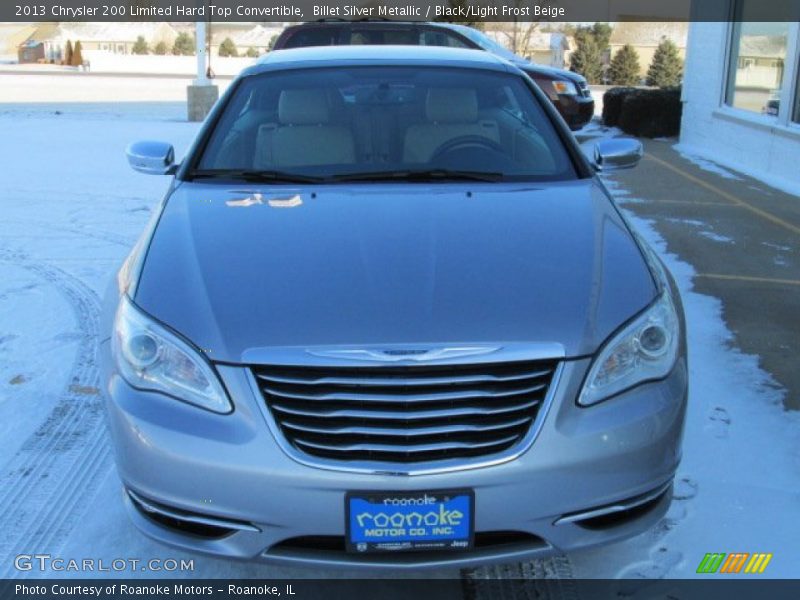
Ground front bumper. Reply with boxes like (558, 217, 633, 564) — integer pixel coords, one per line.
(557, 94, 596, 131)
(101, 342, 687, 569)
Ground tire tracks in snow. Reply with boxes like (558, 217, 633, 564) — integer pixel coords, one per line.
(3, 218, 136, 248)
(0, 250, 112, 576)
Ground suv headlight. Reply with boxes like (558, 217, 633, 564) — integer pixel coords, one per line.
(552, 80, 578, 95)
(112, 296, 231, 413)
(578, 291, 679, 406)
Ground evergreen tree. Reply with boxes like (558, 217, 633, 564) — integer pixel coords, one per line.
(570, 26, 603, 84)
(154, 41, 168, 56)
(218, 38, 238, 58)
(71, 41, 83, 67)
(246, 47, 259, 58)
(609, 44, 641, 86)
(646, 38, 683, 87)
(131, 36, 149, 55)
(591, 22, 613, 51)
(172, 32, 195, 56)
(64, 40, 73, 66)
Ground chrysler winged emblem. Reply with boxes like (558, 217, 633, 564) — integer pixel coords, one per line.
(306, 346, 501, 362)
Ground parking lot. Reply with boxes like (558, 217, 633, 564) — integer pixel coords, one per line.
(612, 137, 799, 410)
(0, 75, 798, 590)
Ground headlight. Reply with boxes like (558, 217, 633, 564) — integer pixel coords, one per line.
(112, 296, 231, 413)
(578, 291, 679, 406)
(552, 80, 578, 95)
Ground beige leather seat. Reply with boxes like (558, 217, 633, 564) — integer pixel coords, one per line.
(254, 90, 355, 169)
(403, 88, 500, 163)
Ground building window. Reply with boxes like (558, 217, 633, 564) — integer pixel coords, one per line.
(725, 3, 790, 115)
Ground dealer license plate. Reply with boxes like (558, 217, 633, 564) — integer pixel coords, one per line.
(345, 489, 474, 553)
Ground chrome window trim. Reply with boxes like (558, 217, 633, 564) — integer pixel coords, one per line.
(245, 347, 565, 477)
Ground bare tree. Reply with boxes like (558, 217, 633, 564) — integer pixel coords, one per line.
(489, 0, 556, 57)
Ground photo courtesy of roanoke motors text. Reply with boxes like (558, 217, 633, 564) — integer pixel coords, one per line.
(0, 0, 799, 599)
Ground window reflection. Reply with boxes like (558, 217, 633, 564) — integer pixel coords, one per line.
(726, 20, 789, 116)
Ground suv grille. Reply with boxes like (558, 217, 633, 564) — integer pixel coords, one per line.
(252, 360, 558, 465)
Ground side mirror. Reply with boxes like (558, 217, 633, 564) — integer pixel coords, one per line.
(126, 141, 177, 175)
(593, 138, 643, 172)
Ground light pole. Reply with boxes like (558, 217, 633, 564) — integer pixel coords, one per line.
(187, 5, 219, 121)
(195, 20, 209, 86)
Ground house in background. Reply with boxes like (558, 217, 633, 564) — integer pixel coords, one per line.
(0, 23, 36, 59)
(485, 27, 572, 68)
(680, 3, 800, 188)
(15, 22, 61, 63)
(609, 21, 688, 77)
(206, 22, 285, 56)
(526, 32, 571, 68)
(19, 22, 179, 61)
(56, 22, 179, 54)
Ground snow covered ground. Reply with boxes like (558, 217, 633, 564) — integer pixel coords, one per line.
(1, 92, 798, 584)
(0, 73, 232, 103)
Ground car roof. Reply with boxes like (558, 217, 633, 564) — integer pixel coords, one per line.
(247, 45, 513, 75)
(282, 20, 464, 30)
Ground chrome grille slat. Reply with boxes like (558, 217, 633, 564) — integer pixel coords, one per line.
(252, 359, 557, 464)
(269, 398, 540, 420)
(260, 382, 547, 403)
(294, 434, 520, 454)
(280, 416, 532, 437)
(255, 368, 552, 387)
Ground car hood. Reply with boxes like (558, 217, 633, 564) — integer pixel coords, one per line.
(134, 180, 655, 363)
(515, 60, 587, 85)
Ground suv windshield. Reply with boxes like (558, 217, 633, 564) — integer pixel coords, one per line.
(448, 25, 521, 61)
(193, 66, 576, 182)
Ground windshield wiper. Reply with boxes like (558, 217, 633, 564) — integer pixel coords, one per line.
(330, 169, 505, 183)
(187, 169, 324, 184)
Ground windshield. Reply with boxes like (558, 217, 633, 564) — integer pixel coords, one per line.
(194, 66, 576, 182)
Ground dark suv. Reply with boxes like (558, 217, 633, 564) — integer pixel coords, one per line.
(273, 21, 595, 130)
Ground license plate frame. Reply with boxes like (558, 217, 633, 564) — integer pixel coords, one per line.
(345, 489, 474, 554)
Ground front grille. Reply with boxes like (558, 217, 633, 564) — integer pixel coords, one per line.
(577, 81, 592, 98)
(252, 360, 558, 465)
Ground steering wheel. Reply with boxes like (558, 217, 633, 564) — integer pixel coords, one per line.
(431, 135, 507, 162)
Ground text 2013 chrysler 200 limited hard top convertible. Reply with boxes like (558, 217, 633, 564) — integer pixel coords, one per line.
(103, 46, 687, 568)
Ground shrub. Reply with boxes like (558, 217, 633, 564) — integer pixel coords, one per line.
(609, 44, 641, 86)
(218, 37, 238, 58)
(246, 47, 259, 58)
(602, 86, 638, 127)
(154, 41, 168, 55)
(172, 32, 195, 56)
(64, 40, 73, 66)
(132, 36, 149, 55)
(647, 38, 683, 88)
(71, 41, 83, 67)
(617, 87, 682, 138)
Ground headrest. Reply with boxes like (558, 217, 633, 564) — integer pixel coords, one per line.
(278, 90, 330, 125)
(426, 88, 478, 123)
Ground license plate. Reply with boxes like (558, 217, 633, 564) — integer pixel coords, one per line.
(345, 489, 474, 553)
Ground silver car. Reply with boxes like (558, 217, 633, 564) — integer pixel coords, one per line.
(102, 46, 687, 569)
